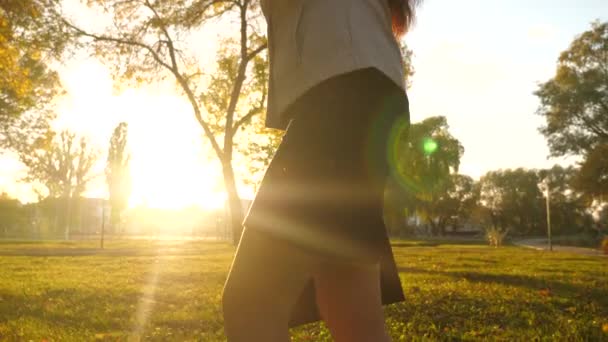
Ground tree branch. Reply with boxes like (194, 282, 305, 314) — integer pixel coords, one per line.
(222, 4, 250, 157)
(143, 0, 178, 70)
(63, 19, 226, 161)
(232, 81, 266, 136)
(63, 19, 174, 71)
(246, 43, 267, 62)
(232, 106, 261, 137)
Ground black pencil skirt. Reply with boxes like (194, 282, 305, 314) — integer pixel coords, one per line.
(242, 67, 410, 326)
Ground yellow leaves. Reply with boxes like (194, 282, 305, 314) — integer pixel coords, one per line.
(602, 323, 608, 334)
(29, 4, 40, 19)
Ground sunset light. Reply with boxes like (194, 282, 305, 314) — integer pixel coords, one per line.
(51, 60, 230, 210)
(1, 0, 607, 340)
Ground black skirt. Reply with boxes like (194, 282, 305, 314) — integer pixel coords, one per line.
(243, 67, 410, 326)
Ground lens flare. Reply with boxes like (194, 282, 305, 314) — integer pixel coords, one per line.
(423, 138, 438, 155)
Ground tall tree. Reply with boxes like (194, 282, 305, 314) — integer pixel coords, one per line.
(0, 0, 70, 150)
(479, 168, 544, 235)
(439, 174, 480, 232)
(394, 116, 464, 235)
(535, 21, 608, 201)
(18, 130, 98, 239)
(106, 122, 131, 234)
(535, 21, 608, 156)
(64, 0, 268, 244)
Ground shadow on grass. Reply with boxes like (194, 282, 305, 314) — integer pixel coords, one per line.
(455, 257, 499, 265)
(398, 266, 608, 302)
(0, 245, 231, 257)
(0, 240, 78, 245)
(391, 240, 486, 248)
(0, 281, 226, 333)
(0, 289, 139, 331)
(387, 290, 556, 330)
(552, 257, 604, 263)
(391, 241, 442, 248)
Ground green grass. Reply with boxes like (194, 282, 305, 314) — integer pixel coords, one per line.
(0, 240, 607, 341)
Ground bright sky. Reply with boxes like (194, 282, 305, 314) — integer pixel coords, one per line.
(0, 0, 606, 208)
(407, 0, 607, 177)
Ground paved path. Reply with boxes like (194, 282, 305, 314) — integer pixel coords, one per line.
(515, 238, 606, 257)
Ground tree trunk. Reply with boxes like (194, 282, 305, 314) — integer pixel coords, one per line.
(100, 204, 105, 249)
(222, 161, 244, 245)
(438, 218, 447, 236)
(427, 217, 439, 236)
(64, 196, 74, 240)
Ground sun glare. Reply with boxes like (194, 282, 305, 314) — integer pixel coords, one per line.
(123, 91, 227, 210)
(128, 160, 227, 210)
(54, 60, 230, 211)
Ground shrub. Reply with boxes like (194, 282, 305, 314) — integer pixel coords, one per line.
(602, 236, 608, 255)
(485, 226, 508, 248)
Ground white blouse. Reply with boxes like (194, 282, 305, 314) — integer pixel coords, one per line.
(261, 0, 407, 130)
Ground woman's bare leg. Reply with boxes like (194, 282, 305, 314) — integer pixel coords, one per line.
(314, 262, 390, 342)
(222, 228, 311, 342)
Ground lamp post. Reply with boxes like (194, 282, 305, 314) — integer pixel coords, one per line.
(543, 178, 552, 252)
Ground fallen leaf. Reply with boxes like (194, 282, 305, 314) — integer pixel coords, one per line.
(539, 288, 551, 297)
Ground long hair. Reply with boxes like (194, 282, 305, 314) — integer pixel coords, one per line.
(388, 0, 421, 37)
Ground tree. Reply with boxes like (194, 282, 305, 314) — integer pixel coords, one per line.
(440, 174, 479, 232)
(18, 130, 98, 239)
(0, 193, 27, 238)
(535, 21, 608, 201)
(479, 168, 544, 235)
(106, 122, 131, 234)
(535, 21, 608, 157)
(539, 165, 593, 235)
(573, 143, 608, 200)
(64, 0, 268, 244)
(0, 0, 70, 150)
(394, 116, 464, 235)
(400, 41, 415, 89)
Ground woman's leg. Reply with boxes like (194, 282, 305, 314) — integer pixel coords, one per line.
(314, 261, 390, 342)
(222, 227, 312, 342)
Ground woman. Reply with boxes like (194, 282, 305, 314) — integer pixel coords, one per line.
(222, 0, 419, 340)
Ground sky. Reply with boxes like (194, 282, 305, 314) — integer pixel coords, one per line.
(406, 0, 607, 177)
(0, 0, 606, 208)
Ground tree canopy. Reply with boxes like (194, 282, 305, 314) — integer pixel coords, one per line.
(479, 168, 544, 235)
(535, 21, 608, 202)
(392, 116, 465, 235)
(0, 0, 69, 149)
(535, 21, 608, 157)
(19, 130, 98, 199)
(574, 143, 608, 200)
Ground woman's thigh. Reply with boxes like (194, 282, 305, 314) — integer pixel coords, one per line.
(313, 261, 388, 342)
(223, 227, 314, 317)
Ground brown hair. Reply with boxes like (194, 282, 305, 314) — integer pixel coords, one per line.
(388, 0, 421, 37)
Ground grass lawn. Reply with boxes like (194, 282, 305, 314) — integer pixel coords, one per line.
(0, 239, 607, 341)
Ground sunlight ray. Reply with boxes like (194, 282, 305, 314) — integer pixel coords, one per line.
(131, 254, 166, 339)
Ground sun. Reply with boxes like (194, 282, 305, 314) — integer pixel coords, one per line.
(110, 89, 226, 210)
(128, 159, 226, 210)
